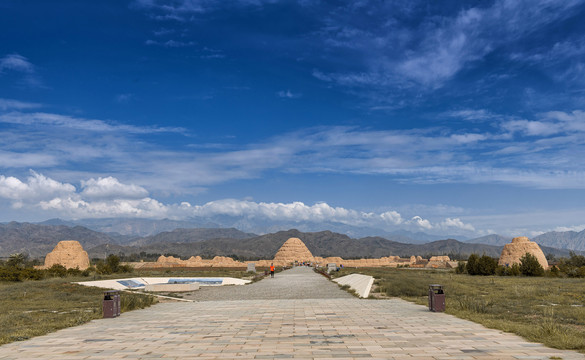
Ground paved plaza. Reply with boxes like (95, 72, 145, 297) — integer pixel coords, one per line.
(1, 267, 583, 360)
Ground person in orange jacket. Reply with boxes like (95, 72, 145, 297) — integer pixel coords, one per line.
(270, 263, 275, 278)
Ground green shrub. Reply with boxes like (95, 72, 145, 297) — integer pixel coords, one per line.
(66, 268, 83, 277)
(496, 263, 521, 276)
(119, 264, 133, 273)
(477, 255, 498, 276)
(519, 253, 544, 276)
(558, 252, 585, 277)
(465, 254, 497, 275)
(466, 254, 479, 275)
(106, 255, 120, 273)
(510, 263, 521, 276)
(46, 264, 68, 278)
(455, 261, 466, 274)
(546, 265, 560, 277)
(0, 267, 21, 281)
(6, 253, 27, 269)
(18, 268, 44, 281)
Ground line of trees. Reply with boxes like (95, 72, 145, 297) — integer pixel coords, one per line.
(0, 253, 132, 282)
(456, 252, 585, 277)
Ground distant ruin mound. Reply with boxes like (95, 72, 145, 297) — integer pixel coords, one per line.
(42, 240, 90, 270)
(272, 237, 315, 263)
(498, 236, 548, 269)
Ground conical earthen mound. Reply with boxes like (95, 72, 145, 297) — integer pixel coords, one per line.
(498, 236, 548, 269)
(43, 240, 90, 270)
(273, 237, 315, 263)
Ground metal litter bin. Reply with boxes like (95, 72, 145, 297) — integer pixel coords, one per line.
(103, 290, 121, 318)
(428, 284, 445, 312)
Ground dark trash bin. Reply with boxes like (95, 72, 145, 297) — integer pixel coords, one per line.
(428, 284, 445, 312)
(103, 290, 121, 318)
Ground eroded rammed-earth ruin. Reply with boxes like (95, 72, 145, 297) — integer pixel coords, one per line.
(39, 240, 90, 270)
(131, 237, 457, 269)
(498, 236, 549, 269)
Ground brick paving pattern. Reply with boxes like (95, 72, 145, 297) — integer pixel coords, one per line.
(0, 267, 583, 359)
(182, 265, 353, 301)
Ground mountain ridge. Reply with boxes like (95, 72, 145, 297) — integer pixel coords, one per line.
(1, 220, 583, 259)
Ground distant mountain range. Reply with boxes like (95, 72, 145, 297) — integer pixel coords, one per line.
(87, 229, 510, 260)
(39, 218, 221, 237)
(37, 217, 469, 242)
(534, 230, 585, 252)
(0, 222, 114, 258)
(1, 221, 581, 260)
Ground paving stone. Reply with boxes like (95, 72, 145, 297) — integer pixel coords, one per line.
(0, 267, 583, 360)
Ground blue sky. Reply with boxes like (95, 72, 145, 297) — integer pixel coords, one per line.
(1, 0, 585, 237)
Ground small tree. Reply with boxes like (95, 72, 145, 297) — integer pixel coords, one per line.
(455, 261, 466, 274)
(519, 253, 544, 276)
(106, 255, 120, 273)
(547, 265, 560, 277)
(95, 260, 112, 275)
(6, 253, 27, 268)
(466, 254, 480, 275)
(477, 255, 498, 275)
(47, 264, 68, 278)
(558, 252, 585, 277)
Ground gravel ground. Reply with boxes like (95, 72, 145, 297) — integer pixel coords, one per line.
(181, 266, 354, 301)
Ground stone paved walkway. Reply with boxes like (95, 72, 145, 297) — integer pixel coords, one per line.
(1, 267, 583, 360)
(183, 266, 353, 301)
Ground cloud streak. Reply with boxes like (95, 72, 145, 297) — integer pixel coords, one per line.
(0, 98, 42, 110)
(0, 111, 185, 134)
(2, 105, 585, 191)
(312, 0, 585, 105)
(0, 53, 44, 88)
(0, 54, 34, 73)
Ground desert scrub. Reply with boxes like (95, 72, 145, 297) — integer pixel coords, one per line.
(0, 277, 157, 345)
(338, 267, 585, 353)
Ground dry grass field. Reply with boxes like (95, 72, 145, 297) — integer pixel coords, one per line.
(334, 268, 585, 353)
(0, 278, 154, 345)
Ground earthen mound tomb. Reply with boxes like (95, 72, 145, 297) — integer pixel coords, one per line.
(42, 240, 90, 270)
(498, 236, 548, 269)
(272, 237, 315, 264)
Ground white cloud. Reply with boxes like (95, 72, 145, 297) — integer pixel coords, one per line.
(407, 215, 432, 230)
(501, 110, 585, 137)
(39, 197, 168, 219)
(0, 98, 42, 110)
(553, 224, 585, 233)
(0, 172, 473, 234)
(543, 110, 585, 132)
(443, 109, 497, 122)
(81, 177, 149, 199)
(439, 218, 475, 232)
(0, 151, 57, 168)
(145, 39, 196, 47)
(315, 0, 584, 91)
(0, 111, 185, 134)
(380, 210, 403, 225)
(132, 0, 291, 17)
(0, 53, 44, 88)
(3, 109, 585, 192)
(0, 54, 34, 73)
(501, 120, 561, 136)
(0, 171, 75, 201)
(277, 90, 302, 99)
(115, 93, 135, 103)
